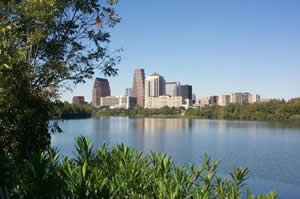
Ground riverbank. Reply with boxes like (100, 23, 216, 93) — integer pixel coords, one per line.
(93, 99, 300, 121)
(60, 99, 300, 121)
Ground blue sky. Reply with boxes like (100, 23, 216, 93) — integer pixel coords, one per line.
(61, 0, 300, 102)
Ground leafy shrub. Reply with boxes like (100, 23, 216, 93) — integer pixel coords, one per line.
(9, 137, 277, 199)
(288, 114, 300, 121)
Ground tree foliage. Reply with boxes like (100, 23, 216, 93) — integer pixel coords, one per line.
(0, 0, 121, 161)
(60, 101, 94, 119)
(92, 99, 300, 121)
(185, 99, 300, 121)
(95, 106, 185, 118)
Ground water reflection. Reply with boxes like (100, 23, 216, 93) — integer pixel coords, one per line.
(135, 118, 192, 133)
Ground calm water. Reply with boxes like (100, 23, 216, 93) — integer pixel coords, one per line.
(52, 118, 300, 198)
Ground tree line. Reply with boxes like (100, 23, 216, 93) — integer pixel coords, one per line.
(58, 102, 94, 119)
(90, 98, 300, 121)
(94, 106, 185, 118)
(185, 98, 300, 121)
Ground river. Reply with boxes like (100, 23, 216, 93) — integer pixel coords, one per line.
(52, 118, 300, 198)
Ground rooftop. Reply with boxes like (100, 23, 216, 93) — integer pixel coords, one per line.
(150, 72, 162, 76)
(95, 77, 109, 82)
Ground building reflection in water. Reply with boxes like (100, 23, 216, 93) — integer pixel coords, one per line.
(132, 118, 193, 159)
(134, 118, 192, 134)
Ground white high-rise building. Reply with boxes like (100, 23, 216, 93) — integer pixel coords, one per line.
(145, 73, 166, 98)
(145, 96, 183, 109)
(218, 95, 231, 106)
(248, 94, 261, 103)
(166, 82, 181, 96)
(230, 92, 250, 104)
(197, 97, 210, 107)
(145, 73, 166, 108)
(230, 92, 261, 104)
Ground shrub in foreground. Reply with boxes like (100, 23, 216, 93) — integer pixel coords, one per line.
(4, 137, 277, 199)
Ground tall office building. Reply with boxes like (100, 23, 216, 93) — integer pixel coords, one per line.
(218, 95, 230, 106)
(248, 94, 261, 103)
(166, 82, 181, 96)
(132, 69, 145, 107)
(125, 88, 132, 97)
(192, 93, 196, 104)
(230, 92, 242, 104)
(209, 96, 219, 105)
(72, 96, 85, 104)
(230, 92, 258, 104)
(144, 73, 166, 97)
(180, 84, 192, 102)
(92, 78, 110, 107)
(198, 97, 210, 107)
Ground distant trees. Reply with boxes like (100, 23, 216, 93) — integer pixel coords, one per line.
(93, 99, 300, 121)
(185, 99, 300, 121)
(60, 102, 94, 119)
(94, 106, 184, 118)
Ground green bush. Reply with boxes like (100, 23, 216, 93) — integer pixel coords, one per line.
(288, 114, 300, 121)
(7, 137, 277, 199)
(59, 102, 94, 119)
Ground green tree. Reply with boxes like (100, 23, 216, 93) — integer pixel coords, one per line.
(0, 0, 121, 161)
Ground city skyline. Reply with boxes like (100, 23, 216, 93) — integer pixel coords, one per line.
(79, 70, 264, 107)
(66, 67, 278, 104)
(65, 71, 289, 104)
(60, 0, 300, 102)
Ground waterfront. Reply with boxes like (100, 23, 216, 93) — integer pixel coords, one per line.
(52, 118, 300, 198)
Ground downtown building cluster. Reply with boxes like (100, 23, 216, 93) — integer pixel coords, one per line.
(72, 68, 261, 109)
(196, 93, 261, 107)
(130, 69, 193, 109)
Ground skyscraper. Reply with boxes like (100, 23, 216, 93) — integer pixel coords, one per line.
(180, 84, 192, 102)
(92, 78, 110, 107)
(248, 94, 261, 103)
(218, 95, 230, 106)
(125, 88, 132, 97)
(144, 73, 166, 97)
(230, 92, 251, 104)
(72, 96, 85, 104)
(166, 82, 181, 96)
(144, 73, 166, 108)
(192, 93, 196, 104)
(132, 69, 145, 107)
(209, 96, 219, 105)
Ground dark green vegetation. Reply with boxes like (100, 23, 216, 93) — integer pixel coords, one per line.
(1, 137, 277, 199)
(59, 104, 184, 119)
(92, 99, 300, 121)
(94, 106, 185, 118)
(0, 0, 121, 161)
(59, 102, 94, 119)
(185, 99, 300, 121)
